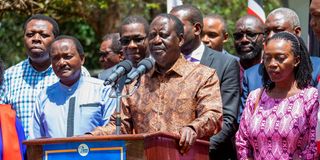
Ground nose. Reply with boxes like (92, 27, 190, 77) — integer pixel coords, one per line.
(152, 35, 162, 45)
(202, 35, 209, 44)
(127, 40, 138, 48)
(266, 58, 278, 68)
(32, 33, 41, 43)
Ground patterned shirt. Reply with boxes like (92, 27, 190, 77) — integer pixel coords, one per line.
(0, 59, 90, 138)
(236, 87, 319, 160)
(91, 55, 223, 139)
(30, 76, 115, 139)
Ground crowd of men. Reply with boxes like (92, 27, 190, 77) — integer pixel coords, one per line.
(0, 1, 320, 159)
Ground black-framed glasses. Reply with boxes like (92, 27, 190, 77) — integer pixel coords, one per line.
(98, 50, 115, 57)
(233, 32, 264, 41)
(120, 36, 146, 46)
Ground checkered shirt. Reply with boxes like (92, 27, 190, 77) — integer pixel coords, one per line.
(0, 59, 58, 138)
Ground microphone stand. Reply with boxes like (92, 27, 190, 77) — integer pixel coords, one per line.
(108, 76, 140, 135)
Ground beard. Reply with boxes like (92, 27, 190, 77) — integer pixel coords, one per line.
(236, 41, 263, 61)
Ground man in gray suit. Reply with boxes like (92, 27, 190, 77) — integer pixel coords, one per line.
(170, 4, 240, 160)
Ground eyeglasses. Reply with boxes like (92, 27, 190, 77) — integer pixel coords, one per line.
(233, 32, 264, 41)
(120, 36, 146, 46)
(98, 51, 112, 57)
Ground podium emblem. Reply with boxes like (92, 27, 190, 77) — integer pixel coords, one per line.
(77, 143, 89, 156)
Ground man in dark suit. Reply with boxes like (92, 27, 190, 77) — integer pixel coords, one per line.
(170, 4, 240, 160)
(240, 8, 320, 121)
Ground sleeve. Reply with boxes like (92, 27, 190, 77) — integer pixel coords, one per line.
(91, 86, 134, 136)
(187, 70, 223, 139)
(210, 58, 240, 149)
(0, 72, 8, 104)
(100, 86, 116, 126)
(29, 94, 45, 139)
(235, 90, 256, 160)
(302, 89, 319, 159)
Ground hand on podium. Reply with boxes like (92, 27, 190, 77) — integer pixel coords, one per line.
(179, 126, 197, 155)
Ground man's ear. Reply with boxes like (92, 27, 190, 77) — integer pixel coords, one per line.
(178, 33, 185, 47)
(223, 32, 229, 43)
(80, 55, 85, 65)
(294, 26, 302, 37)
(194, 22, 202, 36)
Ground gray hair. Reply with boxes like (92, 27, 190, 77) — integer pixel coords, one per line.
(267, 7, 300, 28)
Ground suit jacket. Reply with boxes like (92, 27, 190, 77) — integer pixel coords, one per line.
(239, 56, 320, 122)
(200, 46, 240, 159)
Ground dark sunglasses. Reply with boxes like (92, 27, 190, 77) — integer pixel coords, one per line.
(233, 32, 264, 41)
(120, 36, 146, 46)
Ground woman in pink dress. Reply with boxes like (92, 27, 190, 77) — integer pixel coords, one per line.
(236, 31, 319, 159)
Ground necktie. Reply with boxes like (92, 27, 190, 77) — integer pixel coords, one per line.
(67, 97, 76, 137)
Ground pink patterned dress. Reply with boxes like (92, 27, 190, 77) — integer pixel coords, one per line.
(236, 87, 319, 160)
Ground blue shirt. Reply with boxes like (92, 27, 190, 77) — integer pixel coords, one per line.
(30, 76, 116, 139)
(0, 59, 91, 138)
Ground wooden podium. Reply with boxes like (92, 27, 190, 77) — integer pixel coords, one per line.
(24, 132, 209, 160)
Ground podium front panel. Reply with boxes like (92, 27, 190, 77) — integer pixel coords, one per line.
(43, 140, 126, 160)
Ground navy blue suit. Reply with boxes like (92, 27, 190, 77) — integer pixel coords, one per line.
(239, 56, 320, 122)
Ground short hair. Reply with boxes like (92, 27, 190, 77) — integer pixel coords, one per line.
(263, 31, 312, 91)
(23, 14, 60, 37)
(170, 4, 203, 27)
(120, 16, 149, 35)
(267, 7, 300, 28)
(204, 14, 227, 33)
(102, 33, 122, 54)
(0, 58, 4, 86)
(50, 35, 84, 56)
(155, 13, 184, 36)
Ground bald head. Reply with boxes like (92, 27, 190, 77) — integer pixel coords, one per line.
(235, 15, 264, 32)
(265, 7, 301, 39)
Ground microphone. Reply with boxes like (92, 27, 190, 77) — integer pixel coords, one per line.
(125, 58, 154, 84)
(104, 60, 133, 86)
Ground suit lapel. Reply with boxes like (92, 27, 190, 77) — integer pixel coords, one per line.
(200, 46, 215, 66)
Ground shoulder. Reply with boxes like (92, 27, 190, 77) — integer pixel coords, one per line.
(81, 66, 91, 77)
(5, 60, 28, 75)
(81, 76, 104, 86)
(192, 63, 217, 80)
(301, 87, 318, 100)
(244, 63, 263, 77)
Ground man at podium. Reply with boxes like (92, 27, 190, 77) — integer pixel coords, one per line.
(29, 36, 116, 139)
(90, 14, 223, 154)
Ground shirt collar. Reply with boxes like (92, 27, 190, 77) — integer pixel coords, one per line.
(189, 42, 205, 61)
(150, 54, 190, 77)
(27, 58, 52, 74)
(58, 75, 82, 93)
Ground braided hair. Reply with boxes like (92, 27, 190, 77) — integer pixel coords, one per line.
(262, 31, 312, 91)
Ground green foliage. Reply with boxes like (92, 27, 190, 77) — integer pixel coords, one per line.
(0, 0, 281, 71)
